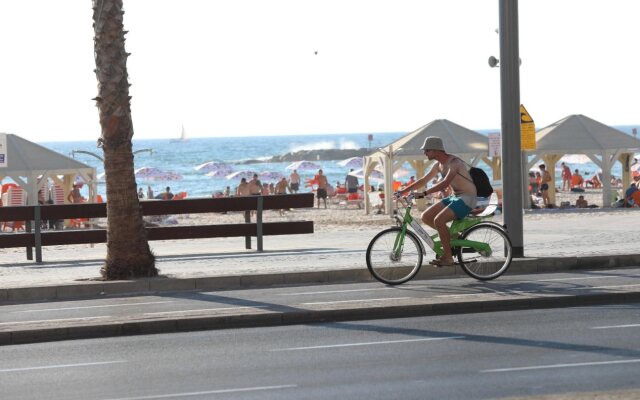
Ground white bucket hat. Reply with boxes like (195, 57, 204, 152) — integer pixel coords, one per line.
(421, 136, 445, 152)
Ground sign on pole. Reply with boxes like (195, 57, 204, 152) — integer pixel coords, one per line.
(520, 104, 536, 150)
(0, 133, 7, 168)
(488, 133, 501, 157)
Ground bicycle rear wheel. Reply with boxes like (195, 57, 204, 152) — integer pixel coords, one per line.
(457, 222, 512, 280)
(366, 227, 423, 285)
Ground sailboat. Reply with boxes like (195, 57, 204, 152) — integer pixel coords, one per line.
(170, 124, 188, 143)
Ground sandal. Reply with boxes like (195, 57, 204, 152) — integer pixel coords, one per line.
(431, 258, 455, 267)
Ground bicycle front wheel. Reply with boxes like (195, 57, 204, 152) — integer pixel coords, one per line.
(366, 227, 423, 285)
(457, 222, 513, 281)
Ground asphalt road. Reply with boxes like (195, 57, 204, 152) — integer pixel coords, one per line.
(1, 303, 640, 400)
(3, 268, 640, 329)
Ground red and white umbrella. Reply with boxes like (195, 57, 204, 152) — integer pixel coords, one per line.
(225, 170, 257, 181)
(258, 171, 285, 182)
(135, 167, 183, 181)
(285, 160, 321, 171)
(337, 157, 363, 169)
(194, 161, 235, 175)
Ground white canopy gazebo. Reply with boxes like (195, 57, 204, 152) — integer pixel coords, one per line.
(525, 115, 640, 207)
(0, 133, 97, 205)
(363, 119, 496, 214)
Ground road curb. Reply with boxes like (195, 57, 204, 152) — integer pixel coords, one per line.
(2, 254, 640, 304)
(2, 289, 640, 346)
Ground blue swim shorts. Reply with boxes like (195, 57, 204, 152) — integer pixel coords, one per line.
(441, 195, 472, 220)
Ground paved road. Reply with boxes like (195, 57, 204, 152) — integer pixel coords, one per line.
(1, 304, 640, 400)
(2, 267, 640, 345)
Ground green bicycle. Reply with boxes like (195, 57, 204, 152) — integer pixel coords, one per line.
(366, 193, 513, 284)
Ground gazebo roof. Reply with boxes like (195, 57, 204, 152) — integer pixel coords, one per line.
(368, 119, 488, 159)
(534, 114, 640, 153)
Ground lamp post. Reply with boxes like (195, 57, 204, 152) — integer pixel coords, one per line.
(498, 0, 524, 257)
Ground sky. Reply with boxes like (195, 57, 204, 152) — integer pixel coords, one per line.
(0, 0, 638, 142)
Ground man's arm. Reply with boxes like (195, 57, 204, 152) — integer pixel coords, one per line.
(399, 164, 439, 195)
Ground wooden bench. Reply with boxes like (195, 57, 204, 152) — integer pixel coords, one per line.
(0, 193, 314, 263)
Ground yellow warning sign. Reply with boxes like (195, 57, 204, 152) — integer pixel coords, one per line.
(520, 104, 536, 150)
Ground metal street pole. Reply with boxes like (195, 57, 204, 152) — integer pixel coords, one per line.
(499, 0, 524, 257)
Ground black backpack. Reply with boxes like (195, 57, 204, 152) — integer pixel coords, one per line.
(468, 166, 493, 197)
(454, 157, 493, 198)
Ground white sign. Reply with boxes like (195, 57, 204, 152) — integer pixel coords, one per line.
(0, 133, 6, 168)
(488, 133, 501, 157)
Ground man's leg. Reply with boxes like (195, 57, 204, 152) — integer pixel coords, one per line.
(433, 207, 457, 263)
(421, 202, 446, 229)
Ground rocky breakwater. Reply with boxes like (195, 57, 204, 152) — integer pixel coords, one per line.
(242, 148, 372, 164)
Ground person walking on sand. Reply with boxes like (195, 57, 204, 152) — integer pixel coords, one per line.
(539, 164, 552, 206)
(236, 178, 250, 196)
(345, 169, 359, 194)
(398, 136, 476, 267)
(561, 162, 571, 191)
(315, 169, 328, 208)
(67, 183, 85, 203)
(248, 174, 262, 195)
(289, 169, 300, 193)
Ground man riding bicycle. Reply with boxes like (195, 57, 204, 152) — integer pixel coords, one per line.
(398, 136, 476, 267)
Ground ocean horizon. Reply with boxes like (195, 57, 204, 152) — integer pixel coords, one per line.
(37, 125, 639, 198)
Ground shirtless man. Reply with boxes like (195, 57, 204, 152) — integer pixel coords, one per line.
(289, 170, 300, 193)
(275, 177, 290, 195)
(398, 136, 477, 267)
(248, 174, 262, 195)
(539, 164, 552, 206)
(236, 178, 250, 196)
(315, 169, 329, 208)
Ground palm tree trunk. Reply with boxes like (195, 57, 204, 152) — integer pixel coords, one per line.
(92, 0, 157, 279)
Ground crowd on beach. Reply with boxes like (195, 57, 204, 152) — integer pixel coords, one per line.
(528, 161, 639, 209)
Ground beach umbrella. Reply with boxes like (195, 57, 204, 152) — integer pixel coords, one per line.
(337, 157, 363, 169)
(225, 170, 257, 181)
(194, 161, 235, 175)
(349, 168, 384, 181)
(258, 171, 285, 182)
(205, 170, 229, 178)
(560, 154, 593, 164)
(285, 160, 321, 171)
(135, 166, 183, 181)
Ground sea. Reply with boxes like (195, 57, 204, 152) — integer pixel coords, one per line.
(40, 126, 639, 199)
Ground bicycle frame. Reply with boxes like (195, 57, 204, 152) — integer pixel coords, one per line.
(392, 197, 492, 259)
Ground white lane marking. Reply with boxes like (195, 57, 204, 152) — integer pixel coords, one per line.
(301, 297, 411, 305)
(278, 287, 394, 296)
(12, 301, 174, 313)
(592, 323, 640, 329)
(103, 385, 297, 399)
(436, 283, 640, 299)
(143, 306, 269, 316)
(0, 360, 126, 373)
(481, 358, 640, 373)
(0, 316, 111, 325)
(273, 336, 465, 351)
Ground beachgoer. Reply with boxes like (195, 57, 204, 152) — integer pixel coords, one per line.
(236, 178, 250, 196)
(315, 169, 329, 208)
(289, 169, 300, 193)
(138, 187, 144, 199)
(535, 171, 542, 195)
(398, 136, 477, 267)
(561, 162, 571, 191)
(147, 186, 154, 200)
(67, 183, 85, 203)
(162, 186, 174, 200)
(275, 177, 290, 195)
(576, 195, 588, 208)
(374, 183, 385, 214)
(223, 186, 231, 197)
(528, 171, 538, 195)
(624, 182, 638, 207)
(345, 169, 359, 194)
(571, 169, 584, 189)
(539, 164, 552, 206)
(248, 174, 262, 195)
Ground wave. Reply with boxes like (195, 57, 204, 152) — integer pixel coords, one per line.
(289, 139, 361, 152)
